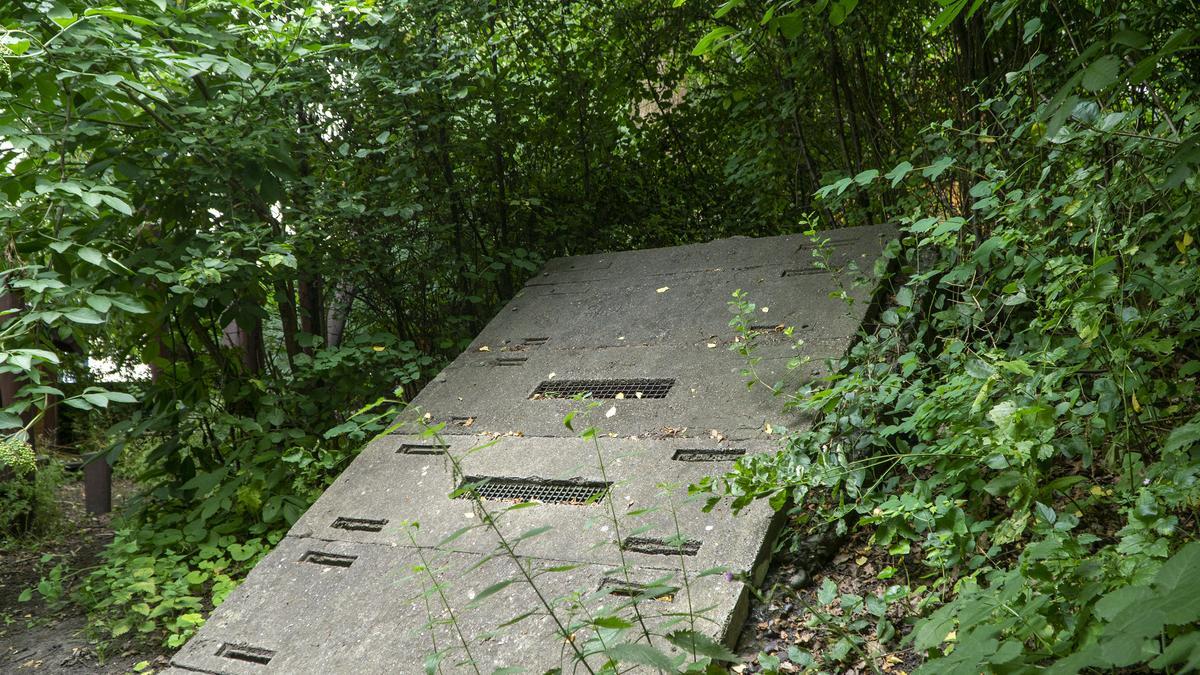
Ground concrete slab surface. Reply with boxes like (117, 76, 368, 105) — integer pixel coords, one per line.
(398, 344, 831, 440)
(172, 538, 749, 674)
(288, 435, 779, 576)
(173, 225, 892, 673)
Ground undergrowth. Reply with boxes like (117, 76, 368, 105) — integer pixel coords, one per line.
(711, 8, 1200, 673)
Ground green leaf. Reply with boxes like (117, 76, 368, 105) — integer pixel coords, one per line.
(592, 616, 634, 630)
(603, 642, 678, 670)
(1081, 55, 1121, 91)
(109, 296, 149, 314)
(86, 295, 113, 313)
(100, 194, 134, 216)
(78, 247, 105, 267)
(64, 308, 105, 325)
(84, 8, 156, 25)
(854, 169, 879, 185)
(104, 391, 137, 404)
(885, 161, 913, 187)
(1164, 416, 1200, 454)
(692, 27, 736, 56)
(923, 156, 954, 179)
(467, 579, 516, 607)
(665, 630, 740, 661)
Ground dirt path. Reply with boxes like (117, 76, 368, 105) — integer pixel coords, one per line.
(0, 479, 169, 674)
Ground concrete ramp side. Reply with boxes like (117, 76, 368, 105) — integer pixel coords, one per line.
(171, 226, 893, 674)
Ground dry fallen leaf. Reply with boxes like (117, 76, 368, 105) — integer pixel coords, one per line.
(615, 392, 625, 399)
(706, 342, 717, 348)
(479, 345, 491, 352)
(656, 286, 669, 293)
(605, 406, 616, 418)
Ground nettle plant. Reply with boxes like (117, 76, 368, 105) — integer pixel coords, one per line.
(401, 406, 739, 674)
(710, 13, 1200, 674)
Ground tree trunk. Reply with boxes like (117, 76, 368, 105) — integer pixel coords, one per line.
(222, 318, 265, 375)
(298, 276, 323, 345)
(0, 289, 26, 430)
(275, 280, 301, 366)
(325, 282, 356, 349)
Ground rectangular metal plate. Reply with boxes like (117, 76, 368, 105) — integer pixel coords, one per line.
(671, 448, 746, 462)
(299, 551, 357, 568)
(330, 516, 387, 532)
(397, 443, 448, 455)
(529, 378, 674, 400)
(456, 476, 610, 505)
(217, 643, 275, 665)
(622, 536, 701, 556)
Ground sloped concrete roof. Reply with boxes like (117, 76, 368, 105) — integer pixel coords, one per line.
(168, 225, 892, 674)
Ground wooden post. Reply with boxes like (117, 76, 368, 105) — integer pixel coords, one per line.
(84, 456, 112, 515)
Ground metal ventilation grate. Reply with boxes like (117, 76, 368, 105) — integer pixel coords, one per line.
(331, 516, 388, 532)
(523, 336, 550, 346)
(456, 475, 610, 505)
(598, 577, 678, 601)
(300, 551, 357, 568)
(672, 448, 746, 462)
(530, 378, 674, 400)
(781, 267, 825, 277)
(496, 356, 528, 366)
(217, 643, 275, 665)
(794, 236, 856, 252)
(622, 536, 701, 556)
(397, 442, 448, 455)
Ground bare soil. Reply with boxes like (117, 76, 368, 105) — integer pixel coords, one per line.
(0, 478, 170, 674)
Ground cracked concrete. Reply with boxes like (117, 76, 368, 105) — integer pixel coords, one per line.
(171, 226, 891, 674)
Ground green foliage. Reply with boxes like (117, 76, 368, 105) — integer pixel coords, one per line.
(1, 440, 64, 537)
(77, 529, 271, 647)
(1, 0, 1197, 666)
(712, 2, 1200, 671)
(0, 435, 35, 474)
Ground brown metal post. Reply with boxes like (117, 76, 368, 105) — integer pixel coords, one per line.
(84, 457, 112, 515)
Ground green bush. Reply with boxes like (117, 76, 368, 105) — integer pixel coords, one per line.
(1, 437, 63, 537)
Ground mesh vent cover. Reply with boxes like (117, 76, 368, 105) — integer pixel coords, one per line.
(530, 378, 674, 400)
(456, 476, 610, 505)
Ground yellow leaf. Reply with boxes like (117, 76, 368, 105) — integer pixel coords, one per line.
(478, 345, 490, 352)
(945, 630, 957, 642)
(656, 286, 669, 293)
(855, 556, 867, 565)
(1090, 485, 1104, 496)
(1131, 393, 1141, 412)
(372, 345, 385, 352)
(1177, 232, 1193, 254)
